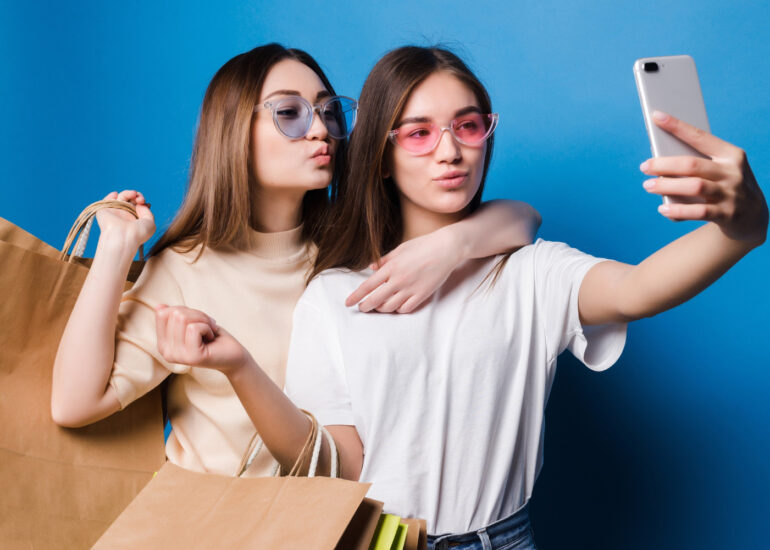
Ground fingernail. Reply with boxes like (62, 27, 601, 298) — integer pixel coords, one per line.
(658, 204, 670, 214)
(643, 179, 655, 190)
(640, 160, 650, 172)
(652, 110, 669, 122)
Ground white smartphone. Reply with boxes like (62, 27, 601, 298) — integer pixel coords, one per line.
(634, 55, 710, 204)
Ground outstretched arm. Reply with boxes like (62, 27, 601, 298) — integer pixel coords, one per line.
(346, 199, 542, 313)
(579, 112, 767, 325)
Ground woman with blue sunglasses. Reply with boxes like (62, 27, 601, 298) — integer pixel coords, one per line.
(51, 43, 540, 478)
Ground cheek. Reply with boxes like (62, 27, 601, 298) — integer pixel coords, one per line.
(252, 122, 295, 182)
(469, 147, 486, 187)
(391, 155, 427, 197)
(254, 122, 289, 162)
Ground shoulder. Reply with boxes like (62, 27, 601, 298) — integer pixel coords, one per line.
(527, 238, 594, 265)
(308, 267, 369, 289)
(490, 239, 592, 285)
(300, 267, 368, 308)
(524, 238, 608, 291)
(146, 244, 201, 270)
(127, 247, 188, 299)
(494, 238, 572, 266)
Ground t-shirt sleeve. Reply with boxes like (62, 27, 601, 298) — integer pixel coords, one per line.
(284, 278, 355, 426)
(110, 253, 191, 409)
(532, 239, 627, 372)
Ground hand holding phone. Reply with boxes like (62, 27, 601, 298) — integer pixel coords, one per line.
(634, 55, 711, 205)
(634, 106, 767, 243)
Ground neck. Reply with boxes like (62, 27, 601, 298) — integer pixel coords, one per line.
(399, 194, 467, 242)
(251, 186, 304, 233)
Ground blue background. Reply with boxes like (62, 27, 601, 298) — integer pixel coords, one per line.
(2, 1, 768, 548)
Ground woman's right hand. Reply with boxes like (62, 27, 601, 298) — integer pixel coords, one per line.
(96, 190, 156, 248)
(154, 305, 252, 376)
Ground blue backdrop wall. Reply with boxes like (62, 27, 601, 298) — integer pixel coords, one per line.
(2, 1, 768, 548)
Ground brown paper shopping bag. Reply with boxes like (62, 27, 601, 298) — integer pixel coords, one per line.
(94, 462, 374, 549)
(98, 414, 377, 548)
(0, 203, 166, 549)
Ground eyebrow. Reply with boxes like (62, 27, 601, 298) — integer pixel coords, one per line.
(395, 105, 482, 127)
(262, 89, 332, 102)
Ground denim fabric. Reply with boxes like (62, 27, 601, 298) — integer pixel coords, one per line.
(427, 504, 537, 550)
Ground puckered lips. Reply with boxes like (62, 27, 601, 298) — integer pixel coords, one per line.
(311, 145, 332, 167)
(433, 169, 468, 189)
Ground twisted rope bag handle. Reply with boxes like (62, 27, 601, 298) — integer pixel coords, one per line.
(236, 410, 339, 479)
(60, 200, 145, 263)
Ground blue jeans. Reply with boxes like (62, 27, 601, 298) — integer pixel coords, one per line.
(427, 504, 537, 550)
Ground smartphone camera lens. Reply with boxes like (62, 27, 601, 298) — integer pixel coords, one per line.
(643, 62, 659, 73)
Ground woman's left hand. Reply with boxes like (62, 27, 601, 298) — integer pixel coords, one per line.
(155, 305, 251, 375)
(345, 228, 461, 314)
(640, 111, 768, 244)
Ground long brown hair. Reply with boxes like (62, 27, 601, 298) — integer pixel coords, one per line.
(150, 43, 345, 258)
(311, 46, 494, 279)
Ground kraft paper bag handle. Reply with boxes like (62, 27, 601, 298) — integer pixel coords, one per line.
(60, 199, 145, 263)
(236, 410, 339, 479)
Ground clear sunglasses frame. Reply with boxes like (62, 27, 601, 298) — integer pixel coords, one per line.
(254, 95, 358, 140)
(387, 113, 499, 155)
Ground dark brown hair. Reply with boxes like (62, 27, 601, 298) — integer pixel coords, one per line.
(150, 43, 345, 258)
(311, 46, 494, 279)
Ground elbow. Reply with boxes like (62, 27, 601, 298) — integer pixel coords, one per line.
(613, 297, 654, 324)
(51, 395, 95, 428)
(51, 403, 78, 428)
(342, 461, 363, 482)
(50, 373, 84, 428)
(531, 206, 542, 232)
(516, 200, 542, 234)
(339, 450, 363, 481)
(51, 399, 84, 428)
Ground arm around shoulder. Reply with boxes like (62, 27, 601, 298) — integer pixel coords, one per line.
(345, 199, 541, 313)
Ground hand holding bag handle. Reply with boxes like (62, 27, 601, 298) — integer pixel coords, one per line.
(59, 199, 146, 263)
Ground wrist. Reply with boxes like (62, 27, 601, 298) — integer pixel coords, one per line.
(98, 227, 142, 257)
(223, 353, 259, 383)
(93, 231, 141, 273)
(438, 223, 469, 264)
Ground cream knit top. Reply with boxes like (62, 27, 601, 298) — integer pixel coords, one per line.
(109, 225, 312, 477)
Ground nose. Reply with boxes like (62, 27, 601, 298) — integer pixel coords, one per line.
(434, 127, 461, 163)
(305, 107, 329, 141)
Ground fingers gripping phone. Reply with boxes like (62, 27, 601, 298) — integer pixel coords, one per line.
(634, 55, 710, 204)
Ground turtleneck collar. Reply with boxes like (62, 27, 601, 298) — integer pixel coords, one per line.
(242, 224, 306, 260)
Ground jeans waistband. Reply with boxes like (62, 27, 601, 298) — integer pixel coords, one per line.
(428, 503, 531, 548)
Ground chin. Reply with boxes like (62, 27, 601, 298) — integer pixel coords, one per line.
(429, 191, 475, 214)
(303, 175, 333, 191)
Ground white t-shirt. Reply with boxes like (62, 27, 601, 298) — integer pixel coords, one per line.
(284, 239, 627, 535)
